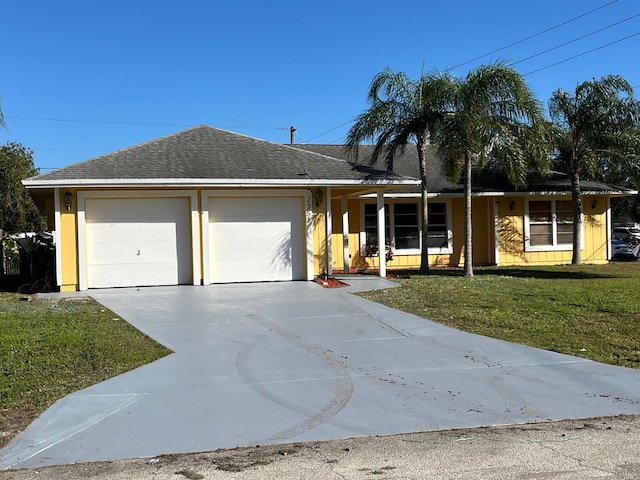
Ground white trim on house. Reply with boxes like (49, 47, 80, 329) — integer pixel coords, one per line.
(523, 198, 584, 253)
(326, 187, 333, 275)
(76, 190, 200, 290)
(53, 188, 62, 287)
(362, 189, 638, 199)
(24, 178, 421, 189)
(341, 195, 349, 274)
(607, 196, 612, 260)
(377, 189, 386, 277)
(305, 190, 314, 281)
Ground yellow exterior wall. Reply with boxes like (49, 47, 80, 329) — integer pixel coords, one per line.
(51, 186, 613, 291)
(312, 188, 328, 276)
(330, 194, 611, 273)
(497, 194, 608, 266)
(58, 189, 79, 292)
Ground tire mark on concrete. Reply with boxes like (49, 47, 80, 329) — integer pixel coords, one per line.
(236, 314, 360, 442)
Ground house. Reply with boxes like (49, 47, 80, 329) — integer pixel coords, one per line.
(23, 126, 419, 291)
(24, 125, 636, 291)
(292, 144, 637, 271)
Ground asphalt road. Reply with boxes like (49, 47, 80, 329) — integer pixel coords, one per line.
(1, 415, 639, 479)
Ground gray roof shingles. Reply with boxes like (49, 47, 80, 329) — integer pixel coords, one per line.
(27, 126, 414, 184)
(291, 144, 634, 195)
(26, 125, 633, 195)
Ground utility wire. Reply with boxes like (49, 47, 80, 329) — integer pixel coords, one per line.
(301, 120, 352, 143)
(449, 0, 620, 70)
(524, 31, 640, 75)
(5, 115, 284, 130)
(511, 12, 640, 66)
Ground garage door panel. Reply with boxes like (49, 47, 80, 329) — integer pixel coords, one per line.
(209, 259, 293, 283)
(208, 197, 303, 283)
(209, 221, 292, 239)
(88, 263, 181, 289)
(85, 197, 191, 288)
(212, 198, 301, 217)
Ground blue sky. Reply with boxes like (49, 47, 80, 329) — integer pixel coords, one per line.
(1, 0, 638, 171)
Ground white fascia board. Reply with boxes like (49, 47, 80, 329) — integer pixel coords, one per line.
(22, 178, 421, 189)
(358, 189, 636, 199)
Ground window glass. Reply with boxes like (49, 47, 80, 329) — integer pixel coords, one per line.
(364, 204, 389, 246)
(529, 201, 551, 222)
(530, 224, 553, 246)
(527, 200, 573, 248)
(363, 201, 449, 252)
(426, 203, 448, 248)
(394, 203, 419, 249)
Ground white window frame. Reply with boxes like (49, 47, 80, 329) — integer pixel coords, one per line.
(360, 198, 453, 255)
(524, 198, 582, 252)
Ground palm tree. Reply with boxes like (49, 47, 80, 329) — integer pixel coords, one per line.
(549, 75, 640, 264)
(0, 95, 5, 129)
(434, 62, 548, 276)
(346, 68, 455, 272)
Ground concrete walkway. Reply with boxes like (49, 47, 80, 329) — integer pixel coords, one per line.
(2, 278, 640, 469)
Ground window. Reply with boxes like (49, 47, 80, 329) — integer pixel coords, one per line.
(426, 203, 448, 249)
(525, 199, 574, 251)
(364, 204, 389, 246)
(393, 203, 420, 249)
(362, 201, 451, 254)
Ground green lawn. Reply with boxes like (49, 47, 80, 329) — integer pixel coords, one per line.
(0, 294, 171, 446)
(358, 263, 640, 369)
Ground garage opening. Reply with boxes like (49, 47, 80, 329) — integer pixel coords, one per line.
(85, 197, 192, 288)
(208, 197, 304, 283)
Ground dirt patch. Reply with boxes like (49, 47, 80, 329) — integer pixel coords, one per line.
(0, 410, 35, 449)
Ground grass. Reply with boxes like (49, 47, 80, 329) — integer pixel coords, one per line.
(0, 293, 171, 446)
(359, 263, 640, 369)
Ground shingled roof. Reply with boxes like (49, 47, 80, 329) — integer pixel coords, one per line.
(291, 144, 635, 196)
(23, 126, 419, 188)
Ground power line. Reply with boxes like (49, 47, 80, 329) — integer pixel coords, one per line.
(6, 116, 194, 127)
(5, 115, 285, 131)
(524, 31, 640, 75)
(300, 120, 352, 143)
(511, 12, 640, 66)
(449, 0, 620, 70)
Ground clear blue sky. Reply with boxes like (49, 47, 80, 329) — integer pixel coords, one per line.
(1, 0, 638, 171)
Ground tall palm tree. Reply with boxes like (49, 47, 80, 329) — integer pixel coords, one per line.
(549, 75, 640, 264)
(346, 68, 455, 272)
(434, 62, 548, 277)
(0, 95, 5, 129)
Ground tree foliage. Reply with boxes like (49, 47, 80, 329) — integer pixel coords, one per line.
(433, 62, 549, 277)
(346, 63, 548, 276)
(549, 75, 640, 264)
(346, 68, 455, 272)
(0, 142, 45, 233)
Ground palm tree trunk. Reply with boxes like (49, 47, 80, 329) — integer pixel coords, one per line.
(464, 151, 474, 277)
(418, 141, 430, 272)
(570, 171, 583, 265)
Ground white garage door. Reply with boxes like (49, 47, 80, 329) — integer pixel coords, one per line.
(209, 197, 304, 283)
(85, 197, 192, 288)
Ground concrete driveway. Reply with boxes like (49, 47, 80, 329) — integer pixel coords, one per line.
(2, 278, 640, 469)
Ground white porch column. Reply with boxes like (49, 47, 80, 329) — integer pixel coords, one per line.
(341, 195, 350, 274)
(493, 199, 500, 265)
(326, 187, 333, 275)
(53, 188, 62, 287)
(377, 188, 386, 278)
